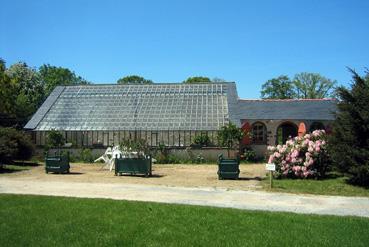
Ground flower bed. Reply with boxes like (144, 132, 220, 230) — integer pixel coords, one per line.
(267, 130, 330, 178)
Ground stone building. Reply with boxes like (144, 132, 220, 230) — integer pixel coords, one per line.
(232, 99, 336, 157)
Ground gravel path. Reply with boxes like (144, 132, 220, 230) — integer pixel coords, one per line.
(1, 177, 369, 218)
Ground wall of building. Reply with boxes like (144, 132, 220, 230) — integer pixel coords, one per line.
(33, 130, 219, 148)
(38, 147, 236, 162)
(242, 119, 333, 158)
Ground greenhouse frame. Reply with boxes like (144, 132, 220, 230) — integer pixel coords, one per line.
(25, 83, 238, 147)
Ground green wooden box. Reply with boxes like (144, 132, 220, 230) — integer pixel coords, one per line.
(45, 151, 70, 174)
(217, 154, 240, 180)
(115, 155, 152, 177)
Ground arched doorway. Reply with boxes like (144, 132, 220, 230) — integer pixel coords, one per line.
(276, 122, 298, 145)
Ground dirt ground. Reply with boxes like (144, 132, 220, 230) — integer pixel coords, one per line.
(2, 163, 266, 191)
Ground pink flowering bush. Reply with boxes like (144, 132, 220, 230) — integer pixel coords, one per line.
(267, 130, 330, 179)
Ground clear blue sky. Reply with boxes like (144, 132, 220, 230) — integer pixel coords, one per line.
(1, 0, 368, 98)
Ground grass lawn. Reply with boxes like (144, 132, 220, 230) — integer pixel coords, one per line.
(262, 175, 369, 197)
(1, 194, 369, 246)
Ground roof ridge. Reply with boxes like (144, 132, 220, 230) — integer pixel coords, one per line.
(238, 98, 337, 102)
(62, 82, 236, 87)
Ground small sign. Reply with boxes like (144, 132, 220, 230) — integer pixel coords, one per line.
(265, 163, 276, 171)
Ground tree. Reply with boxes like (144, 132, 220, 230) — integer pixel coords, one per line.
(4, 62, 44, 125)
(217, 122, 244, 157)
(183, 76, 211, 83)
(0, 59, 16, 118)
(39, 64, 89, 96)
(117, 75, 153, 84)
(260, 75, 295, 99)
(293, 72, 336, 99)
(329, 69, 369, 186)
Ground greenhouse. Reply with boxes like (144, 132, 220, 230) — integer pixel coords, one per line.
(25, 83, 237, 147)
(25, 82, 337, 157)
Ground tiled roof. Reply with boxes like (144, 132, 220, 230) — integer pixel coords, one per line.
(232, 98, 337, 121)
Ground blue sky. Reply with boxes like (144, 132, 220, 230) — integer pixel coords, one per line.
(1, 0, 368, 98)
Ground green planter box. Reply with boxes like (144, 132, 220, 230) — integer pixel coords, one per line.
(217, 154, 240, 180)
(115, 155, 152, 177)
(45, 151, 70, 174)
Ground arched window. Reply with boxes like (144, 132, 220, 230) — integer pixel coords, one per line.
(309, 122, 325, 132)
(252, 122, 267, 144)
(276, 122, 298, 145)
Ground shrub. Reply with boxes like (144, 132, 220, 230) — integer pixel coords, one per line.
(193, 135, 211, 147)
(0, 127, 34, 165)
(79, 148, 94, 163)
(242, 147, 256, 162)
(47, 130, 65, 148)
(120, 139, 149, 155)
(267, 130, 330, 179)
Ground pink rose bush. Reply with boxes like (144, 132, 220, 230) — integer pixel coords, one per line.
(267, 130, 330, 178)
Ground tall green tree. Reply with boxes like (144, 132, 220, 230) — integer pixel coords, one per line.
(0, 59, 15, 117)
(117, 75, 153, 84)
(293, 72, 336, 99)
(260, 75, 295, 99)
(5, 62, 45, 107)
(4, 62, 44, 124)
(183, 76, 211, 83)
(39, 64, 89, 96)
(329, 69, 369, 186)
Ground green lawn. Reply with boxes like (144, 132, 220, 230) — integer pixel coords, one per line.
(262, 176, 369, 197)
(1, 194, 369, 246)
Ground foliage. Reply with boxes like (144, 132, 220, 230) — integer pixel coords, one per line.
(0, 59, 16, 119)
(212, 77, 226, 82)
(242, 147, 256, 162)
(260, 73, 337, 99)
(183, 76, 211, 83)
(217, 122, 244, 149)
(329, 69, 369, 186)
(1, 62, 44, 125)
(2, 195, 369, 247)
(5, 62, 45, 107)
(193, 134, 211, 146)
(153, 143, 170, 163)
(267, 130, 331, 179)
(119, 139, 149, 154)
(0, 59, 89, 128)
(260, 75, 295, 99)
(47, 130, 65, 148)
(39, 64, 89, 96)
(78, 148, 94, 163)
(293, 72, 336, 99)
(0, 127, 34, 164)
(117, 75, 153, 84)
